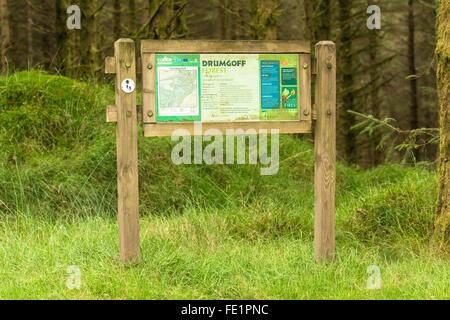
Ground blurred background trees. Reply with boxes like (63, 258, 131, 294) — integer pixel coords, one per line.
(0, 0, 442, 166)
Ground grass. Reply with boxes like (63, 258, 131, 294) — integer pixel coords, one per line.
(0, 71, 448, 299)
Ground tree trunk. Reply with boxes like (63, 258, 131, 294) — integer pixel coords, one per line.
(302, 0, 331, 43)
(90, 1, 100, 75)
(248, 0, 280, 40)
(316, 0, 331, 41)
(338, 0, 357, 163)
(80, 0, 100, 76)
(128, 0, 136, 37)
(113, 0, 121, 40)
(26, 1, 32, 66)
(220, 0, 231, 40)
(0, 0, 10, 73)
(367, 0, 382, 166)
(303, 0, 331, 123)
(302, 0, 313, 41)
(433, 0, 449, 254)
(153, 0, 174, 39)
(172, 0, 188, 38)
(55, 0, 67, 73)
(408, 0, 420, 161)
(38, 0, 53, 71)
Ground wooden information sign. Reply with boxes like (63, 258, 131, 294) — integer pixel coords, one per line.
(106, 39, 336, 264)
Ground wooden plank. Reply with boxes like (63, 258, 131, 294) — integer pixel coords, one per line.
(106, 105, 142, 123)
(141, 53, 156, 123)
(106, 105, 117, 123)
(311, 58, 317, 75)
(141, 40, 310, 54)
(299, 54, 312, 121)
(114, 39, 140, 264)
(143, 121, 312, 137)
(314, 41, 336, 263)
(105, 56, 116, 74)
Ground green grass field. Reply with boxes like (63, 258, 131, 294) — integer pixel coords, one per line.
(0, 71, 448, 299)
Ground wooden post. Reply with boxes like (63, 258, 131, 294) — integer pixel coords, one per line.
(314, 41, 336, 262)
(299, 53, 312, 122)
(114, 39, 140, 264)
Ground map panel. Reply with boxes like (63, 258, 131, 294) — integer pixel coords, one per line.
(155, 54, 201, 122)
(158, 67, 199, 117)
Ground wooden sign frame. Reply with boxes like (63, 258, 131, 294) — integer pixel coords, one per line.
(105, 39, 336, 264)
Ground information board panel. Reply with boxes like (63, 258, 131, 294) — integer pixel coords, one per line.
(107, 39, 336, 264)
(155, 54, 300, 122)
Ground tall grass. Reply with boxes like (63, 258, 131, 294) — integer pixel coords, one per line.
(0, 71, 447, 299)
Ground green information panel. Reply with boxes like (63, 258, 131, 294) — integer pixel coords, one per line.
(155, 54, 300, 122)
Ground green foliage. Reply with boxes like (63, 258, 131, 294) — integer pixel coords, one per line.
(349, 168, 437, 243)
(0, 70, 113, 162)
(349, 110, 440, 164)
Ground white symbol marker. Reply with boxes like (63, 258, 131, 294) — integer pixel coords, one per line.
(121, 79, 135, 94)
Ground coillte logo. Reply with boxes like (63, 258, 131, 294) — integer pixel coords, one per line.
(158, 57, 173, 64)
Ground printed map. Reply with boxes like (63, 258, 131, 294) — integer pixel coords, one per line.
(158, 67, 199, 116)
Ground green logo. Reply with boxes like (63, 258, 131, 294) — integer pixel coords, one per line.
(281, 87, 297, 109)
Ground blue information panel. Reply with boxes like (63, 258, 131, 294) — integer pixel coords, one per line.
(260, 60, 281, 110)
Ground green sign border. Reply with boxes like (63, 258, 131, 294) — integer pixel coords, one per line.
(155, 54, 201, 122)
(155, 54, 300, 123)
